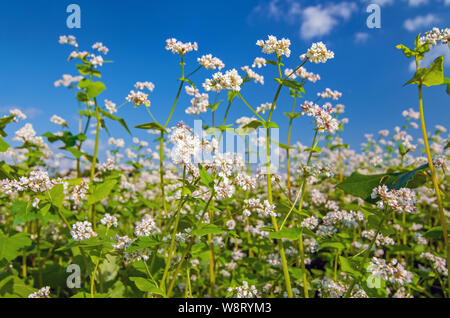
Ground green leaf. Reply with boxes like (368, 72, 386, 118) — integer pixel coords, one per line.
(242, 120, 263, 130)
(85, 81, 106, 99)
(87, 179, 118, 205)
(76, 64, 101, 78)
(262, 121, 278, 129)
(404, 56, 444, 87)
(48, 184, 65, 209)
(198, 164, 213, 189)
(125, 236, 160, 253)
(129, 277, 165, 296)
(275, 78, 304, 93)
(424, 226, 450, 239)
(0, 138, 9, 152)
(98, 108, 131, 135)
(192, 223, 225, 237)
(283, 112, 302, 120)
(396, 44, 417, 58)
(11, 200, 37, 226)
(337, 165, 428, 202)
(339, 256, 361, 279)
(269, 227, 302, 241)
(0, 231, 32, 264)
(135, 122, 167, 133)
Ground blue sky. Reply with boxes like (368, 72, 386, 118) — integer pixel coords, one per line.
(0, 0, 449, 158)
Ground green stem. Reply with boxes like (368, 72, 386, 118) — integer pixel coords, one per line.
(160, 166, 186, 289)
(415, 56, 449, 297)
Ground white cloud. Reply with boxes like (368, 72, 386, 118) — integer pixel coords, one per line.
(445, 0, 450, 5)
(361, 0, 395, 6)
(354, 32, 370, 43)
(403, 14, 439, 32)
(408, 44, 450, 72)
(300, 2, 358, 39)
(407, 0, 428, 6)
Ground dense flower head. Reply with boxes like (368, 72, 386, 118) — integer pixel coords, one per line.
(100, 213, 118, 228)
(421, 252, 448, 276)
(104, 99, 117, 114)
(368, 257, 413, 286)
(300, 101, 339, 133)
(198, 54, 225, 70)
(28, 286, 51, 298)
(134, 81, 155, 92)
(241, 66, 264, 85)
(252, 57, 267, 68)
(185, 86, 209, 115)
(419, 27, 450, 46)
(135, 214, 159, 237)
(165, 38, 198, 55)
(126, 90, 151, 107)
(58, 35, 78, 47)
(70, 221, 97, 241)
(203, 69, 243, 93)
(227, 281, 258, 298)
(302, 42, 334, 64)
(317, 88, 342, 100)
(256, 35, 291, 58)
(296, 67, 321, 83)
(50, 115, 67, 126)
(371, 185, 417, 214)
(92, 42, 109, 55)
(9, 108, 27, 121)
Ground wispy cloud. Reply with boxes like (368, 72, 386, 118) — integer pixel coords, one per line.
(403, 14, 439, 32)
(354, 32, 370, 43)
(361, 0, 395, 6)
(250, 1, 358, 40)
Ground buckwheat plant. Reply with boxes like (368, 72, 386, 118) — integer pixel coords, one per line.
(0, 30, 448, 299)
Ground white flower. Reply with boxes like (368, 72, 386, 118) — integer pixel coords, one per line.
(252, 57, 267, 68)
(100, 213, 118, 228)
(58, 35, 78, 47)
(104, 99, 117, 114)
(92, 42, 109, 55)
(371, 185, 417, 214)
(70, 221, 97, 241)
(135, 215, 159, 237)
(198, 54, 225, 70)
(203, 69, 243, 93)
(303, 42, 334, 64)
(228, 281, 258, 298)
(9, 108, 27, 121)
(241, 66, 264, 85)
(317, 88, 342, 100)
(28, 286, 51, 298)
(50, 115, 67, 126)
(165, 38, 198, 55)
(126, 90, 150, 107)
(135, 82, 155, 92)
(256, 35, 291, 58)
(256, 102, 273, 114)
(419, 27, 450, 46)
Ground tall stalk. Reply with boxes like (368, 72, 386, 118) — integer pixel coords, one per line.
(415, 57, 449, 295)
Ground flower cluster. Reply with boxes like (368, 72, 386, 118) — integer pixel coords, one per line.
(256, 35, 291, 58)
(198, 54, 225, 70)
(317, 88, 342, 100)
(203, 69, 243, 93)
(367, 257, 413, 286)
(165, 38, 198, 55)
(300, 101, 339, 133)
(0, 170, 64, 195)
(419, 27, 450, 46)
(421, 252, 448, 276)
(227, 281, 258, 298)
(70, 221, 97, 241)
(28, 286, 51, 298)
(185, 86, 209, 115)
(302, 42, 334, 64)
(371, 185, 417, 214)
